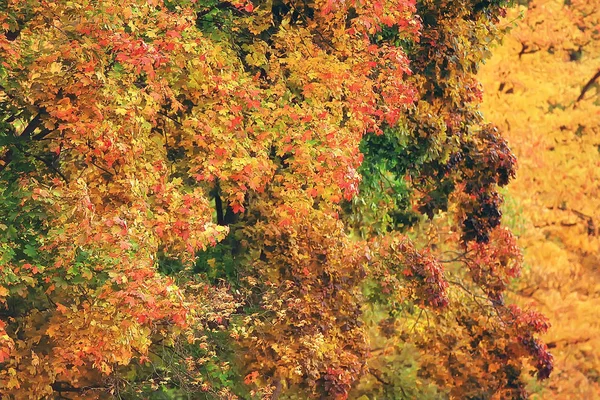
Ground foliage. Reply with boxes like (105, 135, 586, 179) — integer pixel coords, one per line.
(479, 0, 600, 398)
(1, 0, 552, 399)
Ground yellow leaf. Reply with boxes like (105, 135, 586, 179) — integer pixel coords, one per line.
(49, 62, 62, 74)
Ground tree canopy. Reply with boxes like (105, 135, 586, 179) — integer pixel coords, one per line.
(480, 0, 600, 397)
(1, 0, 552, 398)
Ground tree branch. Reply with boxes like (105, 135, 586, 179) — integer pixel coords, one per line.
(576, 69, 600, 102)
(20, 113, 44, 139)
(517, 42, 539, 59)
(546, 337, 591, 349)
(369, 369, 391, 386)
(0, 149, 13, 174)
(14, 144, 68, 184)
(214, 180, 225, 225)
(158, 111, 183, 127)
(51, 381, 107, 394)
(1, 113, 51, 175)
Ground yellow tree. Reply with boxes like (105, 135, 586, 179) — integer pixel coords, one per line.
(479, 0, 600, 398)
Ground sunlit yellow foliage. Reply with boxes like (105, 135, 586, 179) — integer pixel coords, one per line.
(480, 0, 600, 398)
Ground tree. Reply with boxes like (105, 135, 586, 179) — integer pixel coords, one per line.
(479, 0, 600, 398)
(1, 0, 551, 398)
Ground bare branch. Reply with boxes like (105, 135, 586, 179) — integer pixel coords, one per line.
(576, 68, 600, 103)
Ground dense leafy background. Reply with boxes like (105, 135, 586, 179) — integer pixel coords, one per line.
(0, 0, 559, 398)
(480, 0, 600, 398)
